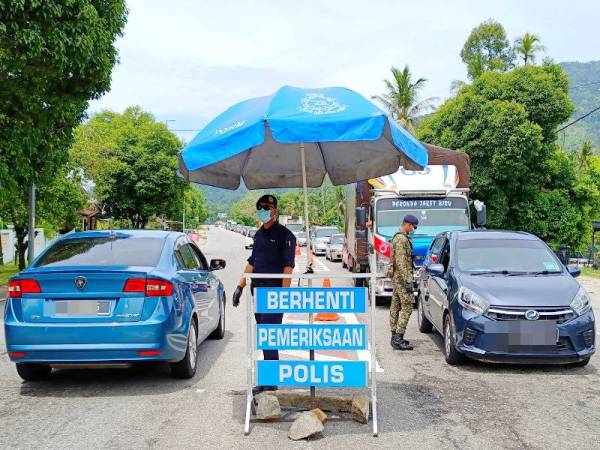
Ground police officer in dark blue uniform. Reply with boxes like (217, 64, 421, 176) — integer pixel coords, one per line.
(232, 194, 296, 369)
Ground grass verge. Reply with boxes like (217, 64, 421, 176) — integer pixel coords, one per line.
(581, 267, 600, 279)
(0, 263, 19, 286)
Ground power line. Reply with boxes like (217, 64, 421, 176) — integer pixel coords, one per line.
(558, 104, 600, 132)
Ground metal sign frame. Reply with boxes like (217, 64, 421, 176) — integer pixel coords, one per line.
(243, 272, 378, 437)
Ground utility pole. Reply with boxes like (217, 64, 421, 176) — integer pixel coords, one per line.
(27, 184, 36, 265)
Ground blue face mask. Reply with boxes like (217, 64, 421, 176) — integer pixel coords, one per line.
(408, 230, 415, 238)
(257, 208, 272, 223)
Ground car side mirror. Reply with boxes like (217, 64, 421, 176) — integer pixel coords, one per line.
(427, 263, 445, 277)
(567, 264, 581, 278)
(356, 207, 366, 227)
(210, 259, 226, 271)
(474, 200, 487, 228)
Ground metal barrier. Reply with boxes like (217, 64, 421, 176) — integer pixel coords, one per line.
(243, 271, 378, 437)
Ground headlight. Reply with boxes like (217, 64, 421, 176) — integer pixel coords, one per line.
(376, 254, 390, 276)
(570, 287, 591, 316)
(458, 287, 490, 316)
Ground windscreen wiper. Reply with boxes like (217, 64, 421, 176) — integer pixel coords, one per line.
(507, 270, 562, 276)
(470, 270, 512, 276)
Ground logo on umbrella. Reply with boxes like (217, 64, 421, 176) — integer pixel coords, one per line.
(298, 93, 347, 115)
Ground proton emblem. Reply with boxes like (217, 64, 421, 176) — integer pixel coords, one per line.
(524, 309, 540, 321)
(75, 276, 87, 290)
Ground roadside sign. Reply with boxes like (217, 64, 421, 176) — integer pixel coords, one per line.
(256, 324, 367, 350)
(257, 360, 367, 387)
(255, 287, 367, 313)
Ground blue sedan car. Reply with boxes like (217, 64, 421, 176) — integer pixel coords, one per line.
(418, 231, 595, 366)
(4, 230, 226, 381)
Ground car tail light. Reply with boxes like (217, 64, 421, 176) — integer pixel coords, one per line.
(8, 352, 27, 359)
(8, 279, 42, 298)
(138, 350, 161, 356)
(123, 278, 173, 297)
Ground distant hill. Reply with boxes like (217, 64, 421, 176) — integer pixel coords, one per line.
(559, 61, 600, 151)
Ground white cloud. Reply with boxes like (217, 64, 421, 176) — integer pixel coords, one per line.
(90, 0, 600, 137)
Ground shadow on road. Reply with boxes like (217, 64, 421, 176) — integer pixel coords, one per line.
(18, 331, 233, 398)
(425, 331, 597, 376)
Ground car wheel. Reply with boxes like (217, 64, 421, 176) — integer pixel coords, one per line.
(209, 294, 226, 340)
(417, 296, 433, 333)
(15, 363, 52, 381)
(443, 315, 465, 365)
(171, 319, 198, 379)
(571, 357, 591, 367)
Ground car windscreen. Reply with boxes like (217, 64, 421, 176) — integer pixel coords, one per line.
(376, 198, 469, 238)
(286, 224, 304, 232)
(315, 228, 338, 238)
(295, 232, 306, 238)
(330, 235, 344, 244)
(34, 237, 165, 268)
(456, 239, 562, 274)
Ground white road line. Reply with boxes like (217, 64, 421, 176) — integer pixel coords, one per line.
(340, 313, 384, 373)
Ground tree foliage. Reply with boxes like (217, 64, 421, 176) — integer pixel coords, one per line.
(514, 33, 546, 66)
(70, 107, 206, 228)
(460, 19, 515, 79)
(372, 65, 437, 134)
(0, 1, 127, 267)
(418, 64, 598, 248)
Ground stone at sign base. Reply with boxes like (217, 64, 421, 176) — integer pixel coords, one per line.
(288, 411, 324, 440)
(310, 408, 328, 424)
(255, 394, 282, 421)
(351, 394, 370, 424)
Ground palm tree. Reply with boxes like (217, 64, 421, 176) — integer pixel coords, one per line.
(372, 65, 438, 134)
(514, 33, 546, 65)
(578, 140, 594, 172)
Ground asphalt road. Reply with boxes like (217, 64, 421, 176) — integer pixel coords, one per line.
(1, 226, 598, 449)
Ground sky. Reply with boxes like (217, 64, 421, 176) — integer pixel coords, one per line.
(89, 0, 600, 143)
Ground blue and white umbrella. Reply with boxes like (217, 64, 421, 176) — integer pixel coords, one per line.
(179, 85, 428, 190)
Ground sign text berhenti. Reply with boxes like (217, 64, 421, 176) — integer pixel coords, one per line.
(255, 287, 367, 388)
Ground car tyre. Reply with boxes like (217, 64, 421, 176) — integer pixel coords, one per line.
(171, 319, 198, 379)
(16, 363, 52, 381)
(209, 294, 226, 340)
(571, 357, 591, 367)
(443, 315, 465, 365)
(417, 296, 433, 333)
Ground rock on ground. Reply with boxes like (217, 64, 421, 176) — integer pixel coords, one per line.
(310, 408, 328, 424)
(255, 394, 282, 421)
(288, 411, 324, 441)
(351, 394, 370, 424)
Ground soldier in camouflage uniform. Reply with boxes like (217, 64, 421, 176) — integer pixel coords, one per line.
(388, 214, 419, 350)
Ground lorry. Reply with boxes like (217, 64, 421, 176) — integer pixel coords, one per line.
(344, 143, 486, 299)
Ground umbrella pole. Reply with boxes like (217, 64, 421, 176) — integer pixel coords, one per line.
(300, 142, 316, 398)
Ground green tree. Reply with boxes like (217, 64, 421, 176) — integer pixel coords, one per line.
(231, 192, 262, 226)
(576, 140, 595, 172)
(0, 166, 87, 269)
(460, 19, 515, 79)
(418, 64, 594, 248)
(372, 65, 437, 134)
(71, 107, 192, 228)
(182, 186, 209, 228)
(514, 33, 546, 66)
(0, 1, 127, 265)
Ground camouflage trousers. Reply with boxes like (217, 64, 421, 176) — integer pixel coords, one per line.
(390, 283, 414, 335)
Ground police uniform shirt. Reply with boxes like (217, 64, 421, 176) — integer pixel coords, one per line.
(248, 222, 296, 284)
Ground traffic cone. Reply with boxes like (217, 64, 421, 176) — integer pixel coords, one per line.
(315, 277, 339, 321)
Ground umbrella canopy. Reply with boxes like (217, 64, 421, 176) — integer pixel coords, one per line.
(179, 85, 428, 189)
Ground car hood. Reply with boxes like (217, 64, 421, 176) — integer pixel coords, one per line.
(457, 272, 580, 308)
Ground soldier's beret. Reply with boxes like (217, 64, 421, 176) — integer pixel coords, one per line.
(403, 214, 419, 226)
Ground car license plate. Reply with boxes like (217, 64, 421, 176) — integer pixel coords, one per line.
(485, 320, 557, 349)
(54, 300, 112, 317)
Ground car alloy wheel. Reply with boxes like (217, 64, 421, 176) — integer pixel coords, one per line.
(444, 319, 451, 356)
(188, 323, 197, 371)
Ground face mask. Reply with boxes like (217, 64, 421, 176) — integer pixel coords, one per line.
(257, 208, 272, 223)
(408, 230, 415, 238)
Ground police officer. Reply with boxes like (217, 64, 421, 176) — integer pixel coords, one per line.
(388, 214, 419, 351)
(231, 194, 296, 387)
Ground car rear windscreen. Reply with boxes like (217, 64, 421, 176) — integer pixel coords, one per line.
(35, 237, 165, 267)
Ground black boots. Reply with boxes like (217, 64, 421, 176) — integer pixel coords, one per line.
(391, 333, 414, 351)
